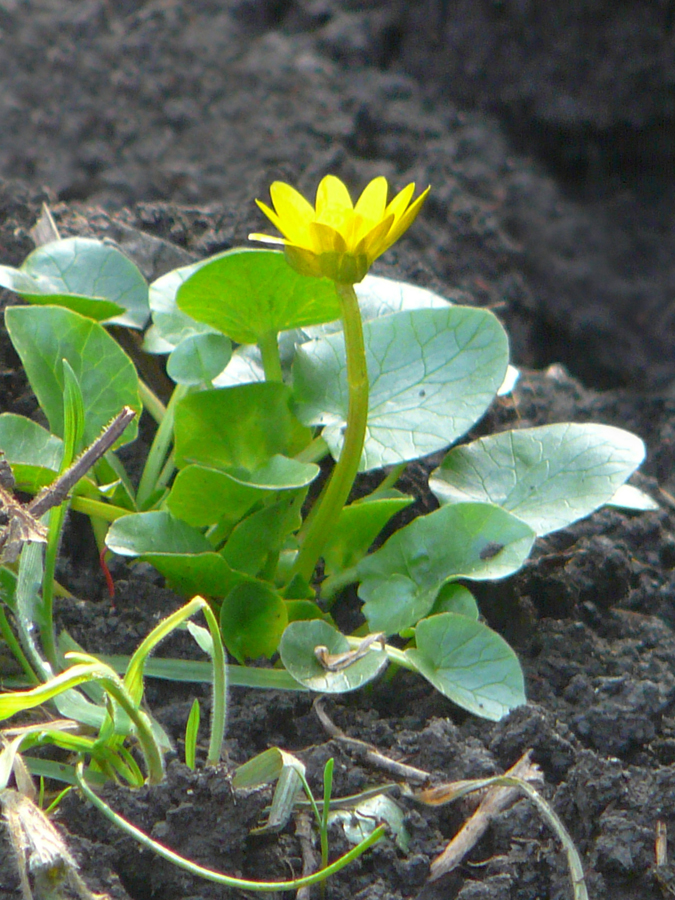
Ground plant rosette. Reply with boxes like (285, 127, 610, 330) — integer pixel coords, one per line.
(0, 177, 652, 722)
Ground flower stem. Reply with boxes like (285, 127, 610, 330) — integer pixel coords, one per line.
(293, 283, 368, 583)
(259, 330, 283, 382)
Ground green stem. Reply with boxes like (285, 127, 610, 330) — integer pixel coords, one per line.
(374, 462, 407, 494)
(137, 384, 189, 510)
(138, 379, 167, 426)
(40, 503, 67, 668)
(344, 635, 417, 673)
(258, 330, 283, 382)
(0, 606, 39, 685)
(292, 283, 368, 583)
(76, 763, 384, 891)
(70, 497, 133, 523)
(294, 435, 330, 465)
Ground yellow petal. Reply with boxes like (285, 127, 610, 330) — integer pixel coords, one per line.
(269, 182, 315, 245)
(384, 183, 416, 224)
(316, 175, 353, 215)
(355, 177, 388, 221)
(380, 186, 430, 253)
(310, 221, 347, 253)
(354, 214, 395, 259)
(255, 199, 287, 237)
(248, 232, 286, 245)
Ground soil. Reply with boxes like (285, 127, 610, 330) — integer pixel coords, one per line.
(1, 2, 675, 899)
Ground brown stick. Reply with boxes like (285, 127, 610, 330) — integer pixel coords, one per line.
(418, 750, 543, 882)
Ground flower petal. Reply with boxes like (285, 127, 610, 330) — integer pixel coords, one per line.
(354, 214, 395, 259)
(379, 186, 430, 253)
(310, 221, 348, 253)
(355, 177, 388, 221)
(384, 183, 416, 224)
(316, 175, 353, 215)
(255, 200, 287, 237)
(269, 182, 315, 245)
(248, 232, 286, 245)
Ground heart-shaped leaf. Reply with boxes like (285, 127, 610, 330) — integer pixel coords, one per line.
(166, 333, 232, 386)
(357, 502, 535, 635)
(177, 249, 341, 343)
(220, 580, 288, 662)
(279, 620, 388, 693)
(406, 613, 525, 720)
(293, 306, 509, 471)
(7, 237, 149, 328)
(174, 382, 311, 472)
(430, 423, 646, 535)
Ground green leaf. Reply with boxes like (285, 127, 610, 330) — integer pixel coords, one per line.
(232, 747, 305, 834)
(357, 502, 536, 635)
(213, 273, 455, 389)
(0, 263, 123, 322)
(174, 382, 311, 472)
(221, 495, 304, 576)
(146, 256, 221, 352)
(219, 580, 288, 662)
(607, 483, 659, 511)
(184, 699, 200, 770)
(430, 583, 479, 620)
(285, 600, 330, 623)
(406, 613, 525, 720)
(279, 620, 388, 693)
(166, 333, 232, 386)
(293, 306, 509, 471)
(322, 493, 414, 576)
(107, 511, 212, 555)
(0, 414, 63, 492)
(106, 511, 245, 597)
(429, 423, 646, 536)
(177, 249, 341, 344)
(167, 465, 266, 528)
(5, 306, 140, 447)
(13, 237, 149, 328)
(142, 554, 244, 599)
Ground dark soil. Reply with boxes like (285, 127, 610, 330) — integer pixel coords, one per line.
(1, 3, 675, 899)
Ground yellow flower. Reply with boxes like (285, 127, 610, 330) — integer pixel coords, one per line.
(249, 175, 430, 284)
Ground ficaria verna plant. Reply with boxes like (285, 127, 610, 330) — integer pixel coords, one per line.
(0, 175, 651, 724)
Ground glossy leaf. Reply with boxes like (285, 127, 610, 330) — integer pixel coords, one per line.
(607, 483, 659, 511)
(430, 423, 646, 536)
(5, 306, 140, 447)
(406, 613, 525, 720)
(177, 248, 341, 344)
(279, 620, 388, 693)
(167, 465, 266, 528)
(215, 273, 454, 388)
(293, 306, 509, 471)
(106, 512, 245, 598)
(221, 495, 304, 577)
(0, 414, 63, 492)
(174, 382, 311, 472)
(322, 492, 413, 576)
(0, 263, 123, 321)
(220, 580, 288, 662)
(357, 502, 536, 635)
(166, 333, 232, 386)
(146, 256, 221, 352)
(429, 583, 479, 620)
(107, 511, 212, 556)
(10, 237, 149, 328)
